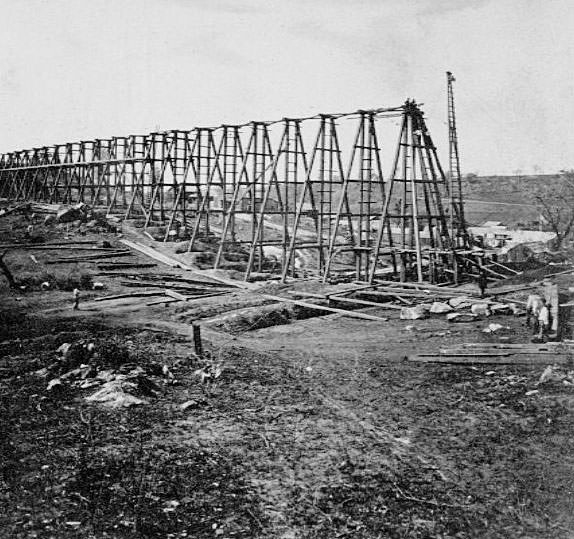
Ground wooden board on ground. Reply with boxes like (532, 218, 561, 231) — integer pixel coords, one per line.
(262, 294, 389, 322)
(120, 238, 195, 270)
(120, 238, 245, 289)
(94, 291, 165, 302)
(409, 354, 571, 365)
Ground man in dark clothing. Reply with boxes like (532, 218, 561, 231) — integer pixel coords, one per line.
(478, 270, 488, 298)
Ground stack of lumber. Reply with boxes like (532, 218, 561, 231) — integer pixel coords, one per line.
(119, 279, 232, 294)
(0, 240, 98, 249)
(97, 262, 157, 270)
(410, 342, 573, 365)
(44, 250, 132, 264)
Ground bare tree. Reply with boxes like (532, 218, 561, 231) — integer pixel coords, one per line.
(534, 169, 574, 249)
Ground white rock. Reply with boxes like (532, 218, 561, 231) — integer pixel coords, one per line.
(430, 301, 452, 314)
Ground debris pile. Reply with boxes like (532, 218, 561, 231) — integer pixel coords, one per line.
(38, 340, 176, 408)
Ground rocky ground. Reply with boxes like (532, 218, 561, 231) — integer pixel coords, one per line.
(1, 208, 574, 538)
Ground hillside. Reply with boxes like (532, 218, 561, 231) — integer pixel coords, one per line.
(462, 174, 563, 228)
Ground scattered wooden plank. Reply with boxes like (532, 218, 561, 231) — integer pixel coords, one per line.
(0, 241, 98, 248)
(119, 239, 194, 270)
(164, 289, 189, 301)
(121, 274, 230, 287)
(119, 280, 231, 293)
(409, 354, 571, 365)
(373, 279, 477, 296)
(146, 297, 180, 306)
(487, 259, 521, 275)
(358, 289, 445, 300)
(44, 251, 132, 264)
(262, 294, 388, 322)
(289, 291, 403, 310)
(446, 343, 570, 351)
(328, 295, 404, 311)
(487, 284, 540, 296)
(10, 246, 121, 251)
(437, 350, 558, 356)
(97, 263, 157, 270)
(541, 267, 574, 279)
(94, 291, 165, 302)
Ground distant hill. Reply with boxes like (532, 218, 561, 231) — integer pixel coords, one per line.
(461, 174, 562, 228)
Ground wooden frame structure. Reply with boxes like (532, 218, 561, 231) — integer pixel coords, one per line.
(0, 101, 476, 283)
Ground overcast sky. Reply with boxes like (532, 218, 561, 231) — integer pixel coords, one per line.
(1, 0, 572, 175)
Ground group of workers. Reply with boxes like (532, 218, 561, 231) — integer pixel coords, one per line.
(478, 269, 552, 342)
(526, 294, 552, 341)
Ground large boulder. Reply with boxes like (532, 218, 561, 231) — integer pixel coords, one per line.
(430, 301, 453, 314)
(400, 305, 429, 320)
(470, 303, 491, 316)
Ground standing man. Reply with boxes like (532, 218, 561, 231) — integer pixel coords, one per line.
(526, 293, 543, 332)
(72, 288, 80, 310)
(537, 298, 550, 341)
(478, 269, 488, 298)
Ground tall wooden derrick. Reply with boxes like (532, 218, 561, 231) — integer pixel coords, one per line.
(446, 71, 469, 247)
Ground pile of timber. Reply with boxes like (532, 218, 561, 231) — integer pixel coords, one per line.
(119, 279, 233, 294)
(0, 240, 99, 249)
(410, 342, 574, 365)
(44, 250, 133, 264)
(94, 287, 231, 306)
(97, 262, 157, 270)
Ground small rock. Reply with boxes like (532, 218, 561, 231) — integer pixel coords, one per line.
(471, 303, 491, 317)
(538, 365, 563, 385)
(449, 296, 475, 309)
(482, 323, 504, 334)
(446, 312, 477, 323)
(46, 378, 63, 391)
(79, 379, 101, 389)
(56, 343, 71, 356)
(180, 400, 200, 411)
(400, 305, 429, 320)
(162, 364, 175, 379)
(430, 302, 452, 314)
(97, 370, 117, 382)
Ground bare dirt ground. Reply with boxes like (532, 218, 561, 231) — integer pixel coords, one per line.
(1, 211, 574, 538)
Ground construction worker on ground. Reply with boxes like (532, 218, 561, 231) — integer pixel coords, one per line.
(478, 269, 488, 298)
(72, 288, 80, 310)
(525, 293, 543, 333)
(537, 298, 551, 341)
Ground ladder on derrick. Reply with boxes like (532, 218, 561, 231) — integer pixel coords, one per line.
(446, 71, 469, 247)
